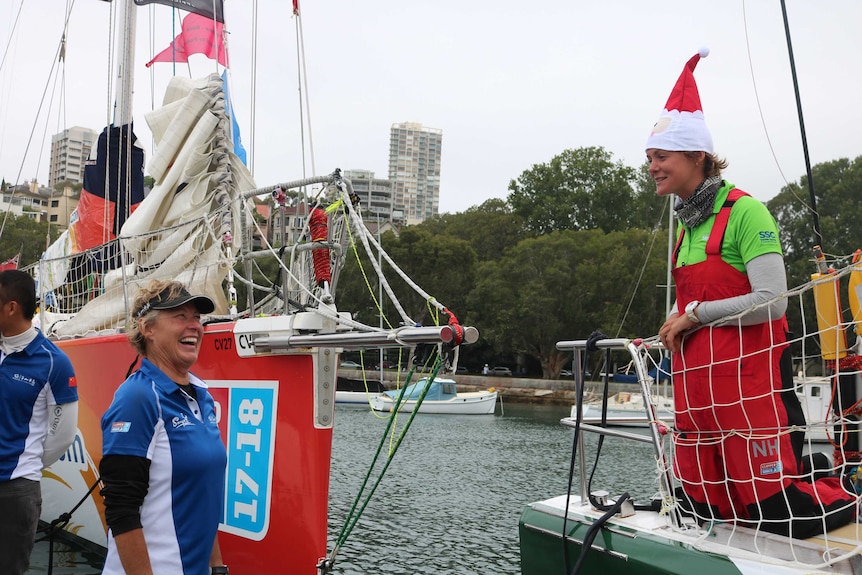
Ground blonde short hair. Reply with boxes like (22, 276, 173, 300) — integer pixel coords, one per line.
(127, 280, 191, 355)
(684, 151, 728, 177)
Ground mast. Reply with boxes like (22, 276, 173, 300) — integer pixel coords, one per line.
(113, 0, 136, 127)
(779, 0, 822, 248)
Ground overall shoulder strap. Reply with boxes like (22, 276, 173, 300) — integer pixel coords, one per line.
(705, 188, 750, 256)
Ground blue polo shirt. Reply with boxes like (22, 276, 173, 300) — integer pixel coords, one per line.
(0, 330, 77, 482)
(101, 359, 226, 575)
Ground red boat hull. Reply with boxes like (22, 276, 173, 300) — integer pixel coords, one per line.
(51, 322, 333, 573)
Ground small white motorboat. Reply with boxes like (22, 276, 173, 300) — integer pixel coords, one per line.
(335, 377, 387, 405)
(370, 377, 498, 415)
(574, 391, 675, 427)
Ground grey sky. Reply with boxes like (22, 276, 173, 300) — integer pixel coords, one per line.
(1, 1, 860, 217)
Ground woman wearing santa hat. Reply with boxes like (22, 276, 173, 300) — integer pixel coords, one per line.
(651, 49, 854, 538)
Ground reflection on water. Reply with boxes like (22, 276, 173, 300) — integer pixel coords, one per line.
(28, 402, 662, 574)
(25, 539, 103, 574)
(327, 402, 661, 575)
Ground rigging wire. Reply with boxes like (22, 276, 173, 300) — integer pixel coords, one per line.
(0, 0, 25, 75)
(295, 5, 315, 175)
(249, 0, 258, 173)
(741, 0, 819, 228)
(294, 8, 307, 178)
(0, 0, 76, 241)
(613, 194, 670, 337)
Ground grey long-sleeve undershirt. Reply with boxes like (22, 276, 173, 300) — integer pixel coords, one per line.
(671, 252, 788, 326)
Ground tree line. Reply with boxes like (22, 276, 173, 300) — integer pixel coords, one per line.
(338, 148, 862, 378)
(2, 147, 861, 378)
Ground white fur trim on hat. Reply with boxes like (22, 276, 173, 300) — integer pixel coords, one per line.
(645, 50, 713, 153)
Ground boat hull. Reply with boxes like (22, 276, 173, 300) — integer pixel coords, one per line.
(369, 391, 498, 415)
(335, 390, 374, 405)
(574, 394, 674, 428)
(519, 495, 853, 575)
(42, 323, 334, 574)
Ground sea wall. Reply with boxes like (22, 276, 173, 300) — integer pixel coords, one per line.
(342, 370, 659, 406)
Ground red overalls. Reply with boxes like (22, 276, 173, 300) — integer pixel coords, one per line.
(671, 188, 854, 537)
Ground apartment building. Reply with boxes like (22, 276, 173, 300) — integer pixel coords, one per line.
(388, 122, 442, 225)
(49, 126, 98, 187)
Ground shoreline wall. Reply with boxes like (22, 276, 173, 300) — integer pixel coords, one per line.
(341, 370, 668, 406)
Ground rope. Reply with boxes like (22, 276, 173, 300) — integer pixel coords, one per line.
(320, 362, 442, 573)
(36, 476, 102, 575)
(309, 207, 331, 285)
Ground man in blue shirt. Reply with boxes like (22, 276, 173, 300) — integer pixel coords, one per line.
(0, 270, 78, 575)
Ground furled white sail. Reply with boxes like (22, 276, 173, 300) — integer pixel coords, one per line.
(51, 74, 254, 337)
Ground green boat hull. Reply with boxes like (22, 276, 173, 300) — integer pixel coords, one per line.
(519, 503, 739, 575)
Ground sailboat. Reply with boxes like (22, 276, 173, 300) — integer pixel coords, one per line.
(18, 2, 478, 573)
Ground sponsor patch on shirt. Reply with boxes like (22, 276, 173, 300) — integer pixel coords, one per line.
(111, 422, 131, 433)
(68, 376, 77, 388)
(13, 373, 37, 386)
(172, 413, 194, 428)
(760, 460, 783, 475)
(758, 230, 778, 245)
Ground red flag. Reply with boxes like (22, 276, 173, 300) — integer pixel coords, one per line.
(0, 255, 19, 271)
(146, 13, 228, 68)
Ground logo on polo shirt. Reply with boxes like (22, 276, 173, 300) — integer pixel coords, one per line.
(111, 422, 131, 433)
(12, 373, 37, 386)
(758, 231, 778, 244)
(172, 413, 194, 428)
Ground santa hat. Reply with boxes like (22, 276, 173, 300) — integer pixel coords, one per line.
(645, 48, 713, 153)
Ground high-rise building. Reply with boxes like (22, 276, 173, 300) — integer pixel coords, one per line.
(342, 169, 402, 223)
(388, 122, 442, 225)
(49, 126, 98, 188)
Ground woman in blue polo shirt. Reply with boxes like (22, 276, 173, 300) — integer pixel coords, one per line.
(100, 280, 229, 575)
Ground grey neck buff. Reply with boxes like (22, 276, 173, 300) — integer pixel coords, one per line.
(675, 175, 723, 228)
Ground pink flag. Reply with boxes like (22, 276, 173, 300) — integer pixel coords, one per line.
(146, 13, 228, 68)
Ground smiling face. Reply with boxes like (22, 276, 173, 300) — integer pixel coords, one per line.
(141, 302, 203, 383)
(646, 149, 705, 200)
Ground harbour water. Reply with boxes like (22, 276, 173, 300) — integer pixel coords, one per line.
(326, 401, 659, 574)
(27, 401, 660, 574)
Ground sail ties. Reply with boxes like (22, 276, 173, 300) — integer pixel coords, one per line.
(208, 74, 234, 245)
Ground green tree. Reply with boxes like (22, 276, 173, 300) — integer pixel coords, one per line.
(507, 146, 644, 234)
(767, 156, 862, 287)
(52, 180, 83, 194)
(0, 214, 52, 266)
(336, 227, 478, 330)
(467, 228, 667, 378)
(419, 198, 526, 262)
(767, 156, 862, 352)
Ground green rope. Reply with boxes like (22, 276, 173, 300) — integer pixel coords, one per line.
(327, 359, 442, 565)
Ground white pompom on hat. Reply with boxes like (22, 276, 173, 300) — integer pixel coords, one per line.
(645, 48, 713, 153)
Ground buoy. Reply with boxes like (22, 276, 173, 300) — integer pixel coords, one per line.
(848, 262, 862, 332)
(812, 271, 847, 360)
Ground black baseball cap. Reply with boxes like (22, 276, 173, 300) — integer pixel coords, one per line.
(135, 287, 215, 319)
